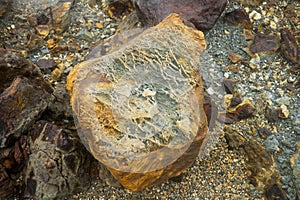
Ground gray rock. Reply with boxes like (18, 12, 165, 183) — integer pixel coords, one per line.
(264, 135, 280, 153)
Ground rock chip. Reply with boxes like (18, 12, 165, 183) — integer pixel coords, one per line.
(218, 98, 254, 124)
(290, 141, 300, 198)
(224, 8, 252, 29)
(249, 33, 280, 55)
(0, 48, 41, 93)
(133, 0, 227, 31)
(24, 120, 98, 199)
(67, 14, 208, 191)
(0, 77, 53, 148)
(280, 28, 300, 64)
(52, 0, 74, 33)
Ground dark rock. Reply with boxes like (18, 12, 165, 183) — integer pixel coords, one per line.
(218, 99, 254, 124)
(24, 120, 98, 199)
(223, 78, 237, 94)
(258, 127, 273, 139)
(36, 59, 57, 69)
(102, 0, 133, 18)
(230, 93, 242, 107)
(0, 76, 53, 148)
(234, 0, 263, 6)
(0, 48, 41, 93)
(265, 183, 288, 200)
(249, 33, 280, 55)
(203, 93, 218, 129)
(0, 136, 28, 199)
(133, 0, 227, 31)
(0, 0, 12, 17)
(224, 8, 252, 29)
(52, 0, 74, 33)
(290, 142, 300, 198)
(280, 28, 300, 64)
(265, 106, 289, 123)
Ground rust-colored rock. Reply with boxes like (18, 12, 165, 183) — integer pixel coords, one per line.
(24, 120, 98, 199)
(67, 14, 208, 191)
(133, 0, 227, 31)
(224, 8, 252, 29)
(0, 48, 41, 93)
(0, 77, 53, 148)
(280, 28, 300, 64)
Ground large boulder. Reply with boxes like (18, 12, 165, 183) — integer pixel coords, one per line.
(133, 0, 227, 31)
(67, 14, 208, 191)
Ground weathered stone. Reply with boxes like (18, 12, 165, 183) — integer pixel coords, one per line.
(218, 98, 254, 124)
(36, 59, 57, 70)
(224, 8, 252, 29)
(225, 130, 286, 199)
(0, 136, 28, 199)
(67, 14, 208, 191)
(0, 77, 53, 148)
(24, 120, 98, 199)
(249, 33, 280, 55)
(133, 0, 227, 31)
(280, 28, 300, 64)
(223, 78, 237, 94)
(290, 141, 300, 198)
(0, 0, 12, 17)
(102, 0, 133, 18)
(0, 48, 41, 93)
(258, 127, 273, 139)
(52, 0, 74, 33)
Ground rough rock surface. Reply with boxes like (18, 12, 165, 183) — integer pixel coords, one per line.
(290, 142, 300, 198)
(67, 14, 208, 191)
(0, 76, 53, 148)
(133, 0, 227, 31)
(24, 120, 98, 199)
(225, 130, 288, 199)
(0, 48, 41, 93)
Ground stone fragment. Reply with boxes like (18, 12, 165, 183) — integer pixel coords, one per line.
(290, 142, 300, 198)
(234, 0, 263, 6)
(36, 59, 57, 69)
(223, 78, 237, 94)
(0, 0, 12, 17)
(265, 105, 290, 122)
(228, 52, 243, 63)
(67, 14, 208, 191)
(0, 48, 41, 93)
(218, 98, 254, 124)
(258, 127, 273, 139)
(0, 77, 53, 148)
(133, 0, 227, 31)
(249, 33, 280, 55)
(265, 183, 288, 200)
(24, 120, 98, 199)
(52, 0, 74, 33)
(102, 0, 133, 18)
(35, 25, 50, 37)
(224, 8, 252, 29)
(225, 130, 285, 199)
(280, 28, 300, 64)
(243, 29, 254, 40)
(0, 136, 28, 199)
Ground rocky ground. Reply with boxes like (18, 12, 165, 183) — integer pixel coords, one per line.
(0, 0, 299, 199)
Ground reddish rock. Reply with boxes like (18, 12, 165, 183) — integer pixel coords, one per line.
(24, 120, 98, 199)
(133, 0, 227, 31)
(0, 48, 41, 93)
(0, 77, 53, 148)
(52, 0, 74, 33)
(223, 78, 237, 94)
(280, 28, 300, 64)
(224, 8, 253, 29)
(249, 33, 280, 55)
